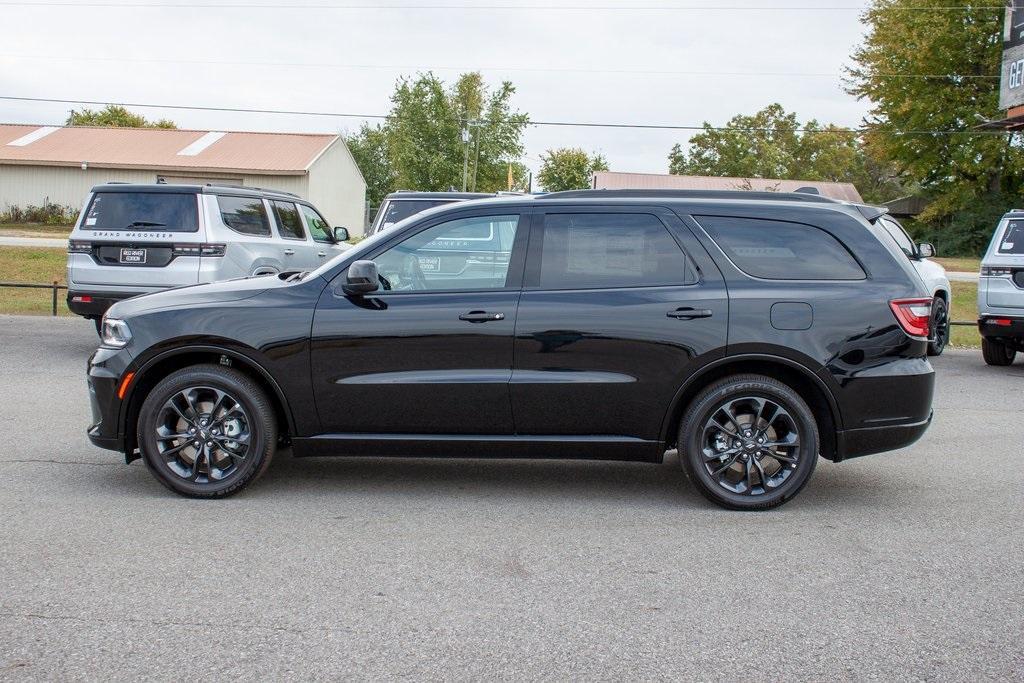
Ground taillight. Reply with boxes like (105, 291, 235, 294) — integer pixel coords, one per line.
(172, 243, 226, 257)
(889, 298, 932, 339)
(980, 266, 1012, 277)
(68, 240, 91, 254)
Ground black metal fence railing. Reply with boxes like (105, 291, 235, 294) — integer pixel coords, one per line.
(0, 281, 67, 316)
(0, 280, 983, 326)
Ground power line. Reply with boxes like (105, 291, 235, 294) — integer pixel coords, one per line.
(0, 53, 999, 80)
(1, 95, 1014, 135)
(0, 2, 1007, 10)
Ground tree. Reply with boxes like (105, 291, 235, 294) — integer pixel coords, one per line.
(846, 0, 1024, 253)
(346, 123, 396, 207)
(666, 103, 902, 203)
(66, 104, 175, 129)
(537, 148, 609, 192)
(385, 72, 529, 193)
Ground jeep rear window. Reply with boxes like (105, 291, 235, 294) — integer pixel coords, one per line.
(82, 192, 198, 232)
(697, 215, 865, 280)
(998, 220, 1024, 254)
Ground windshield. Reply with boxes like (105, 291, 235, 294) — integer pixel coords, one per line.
(374, 200, 454, 232)
(82, 192, 199, 232)
(998, 219, 1024, 254)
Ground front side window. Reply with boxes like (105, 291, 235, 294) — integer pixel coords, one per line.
(373, 214, 520, 291)
(535, 213, 696, 289)
(300, 204, 332, 243)
(271, 200, 305, 240)
(83, 192, 198, 232)
(697, 215, 865, 280)
(999, 219, 1024, 254)
(217, 195, 270, 236)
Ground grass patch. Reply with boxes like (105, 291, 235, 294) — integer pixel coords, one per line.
(0, 223, 73, 238)
(933, 256, 981, 273)
(949, 281, 980, 348)
(0, 246, 71, 315)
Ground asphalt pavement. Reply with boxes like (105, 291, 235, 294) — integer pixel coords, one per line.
(0, 315, 1021, 681)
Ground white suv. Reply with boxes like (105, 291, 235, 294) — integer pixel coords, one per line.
(67, 183, 351, 329)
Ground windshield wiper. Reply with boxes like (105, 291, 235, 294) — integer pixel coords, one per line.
(125, 220, 167, 229)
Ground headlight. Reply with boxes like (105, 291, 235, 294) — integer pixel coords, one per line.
(100, 318, 132, 348)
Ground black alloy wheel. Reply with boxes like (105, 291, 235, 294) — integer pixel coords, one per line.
(680, 375, 818, 510)
(138, 365, 277, 497)
(927, 298, 948, 356)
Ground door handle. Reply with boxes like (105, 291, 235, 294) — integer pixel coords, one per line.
(283, 249, 295, 256)
(459, 310, 505, 323)
(667, 307, 713, 320)
(317, 252, 327, 258)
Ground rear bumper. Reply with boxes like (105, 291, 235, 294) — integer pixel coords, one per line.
(67, 290, 143, 318)
(978, 315, 1024, 340)
(836, 412, 932, 461)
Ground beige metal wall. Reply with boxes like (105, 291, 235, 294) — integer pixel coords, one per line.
(306, 138, 367, 235)
(0, 164, 309, 215)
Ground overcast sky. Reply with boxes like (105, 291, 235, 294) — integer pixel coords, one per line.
(0, 0, 873, 179)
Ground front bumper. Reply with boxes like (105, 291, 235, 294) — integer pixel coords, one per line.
(86, 346, 133, 455)
(68, 290, 145, 318)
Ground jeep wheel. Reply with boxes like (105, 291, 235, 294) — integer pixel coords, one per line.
(982, 337, 1016, 366)
(137, 365, 277, 498)
(927, 298, 948, 356)
(679, 374, 818, 511)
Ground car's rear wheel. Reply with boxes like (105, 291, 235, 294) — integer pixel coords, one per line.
(927, 297, 948, 356)
(679, 374, 818, 511)
(982, 337, 1016, 366)
(137, 365, 277, 498)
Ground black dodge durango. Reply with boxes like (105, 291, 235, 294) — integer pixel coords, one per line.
(86, 190, 935, 510)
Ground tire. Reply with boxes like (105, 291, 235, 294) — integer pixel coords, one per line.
(679, 374, 819, 511)
(982, 337, 1016, 366)
(927, 297, 948, 356)
(137, 364, 278, 498)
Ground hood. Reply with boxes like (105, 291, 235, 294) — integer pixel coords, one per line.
(107, 273, 302, 319)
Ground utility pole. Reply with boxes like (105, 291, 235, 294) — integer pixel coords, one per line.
(461, 124, 470, 192)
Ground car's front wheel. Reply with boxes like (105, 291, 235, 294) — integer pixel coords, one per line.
(679, 374, 819, 511)
(982, 337, 1017, 366)
(137, 365, 277, 498)
(927, 297, 948, 356)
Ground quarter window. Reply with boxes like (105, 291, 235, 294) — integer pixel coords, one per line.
(880, 218, 916, 257)
(216, 196, 270, 236)
(697, 216, 865, 280)
(373, 214, 520, 291)
(999, 220, 1024, 254)
(271, 201, 305, 240)
(535, 213, 697, 289)
(300, 204, 332, 243)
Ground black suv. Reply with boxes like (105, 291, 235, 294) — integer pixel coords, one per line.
(86, 190, 935, 510)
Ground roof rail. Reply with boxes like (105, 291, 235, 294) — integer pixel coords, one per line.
(537, 189, 839, 203)
(203, 183, 300, 198)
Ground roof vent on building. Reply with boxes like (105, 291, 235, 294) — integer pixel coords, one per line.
(6, 126, 59, 147)
(177, 131, 226, 157)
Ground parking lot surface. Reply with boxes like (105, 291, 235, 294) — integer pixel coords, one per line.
(0, 315, 1021, 681)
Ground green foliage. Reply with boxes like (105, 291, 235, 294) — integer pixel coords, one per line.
(667, 103, 903, 203)
(386, 72, 529, 193)
(846, 0, 1024, 253)
(66, 104, 176, 129)
(346, 123, 396, 206)
(537, 148, 609, 192)
(0, 202, 78, 225)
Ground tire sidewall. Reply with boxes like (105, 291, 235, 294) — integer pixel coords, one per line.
(138, 366, 275, 497)
(928, 298, 947, 356)
(681, 378, 818, 510)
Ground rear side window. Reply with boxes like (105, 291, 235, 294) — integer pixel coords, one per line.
(82, 192, 198, 232)
(536, 213, 697, 289)
(697, 216, 865, 280)
(998, 219, 1024, 254)
(271, 200, 305, 240)
(217, 196, 270, 236)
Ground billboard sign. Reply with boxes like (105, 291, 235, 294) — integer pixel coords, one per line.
(1000, 0, 1024, 109)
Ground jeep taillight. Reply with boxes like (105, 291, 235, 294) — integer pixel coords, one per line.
(889, 298, 932, 339)
(68, 240, 91, 254)
(172, 243, 226, 257)
(980, 266, 1012, 277)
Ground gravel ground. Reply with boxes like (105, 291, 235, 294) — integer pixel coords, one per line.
(0, 315, 1021, 681)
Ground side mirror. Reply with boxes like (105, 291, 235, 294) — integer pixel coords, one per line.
(917, 242, 935, 259)
(342, 260, 379, 296)
(333, 226, 350, 243)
